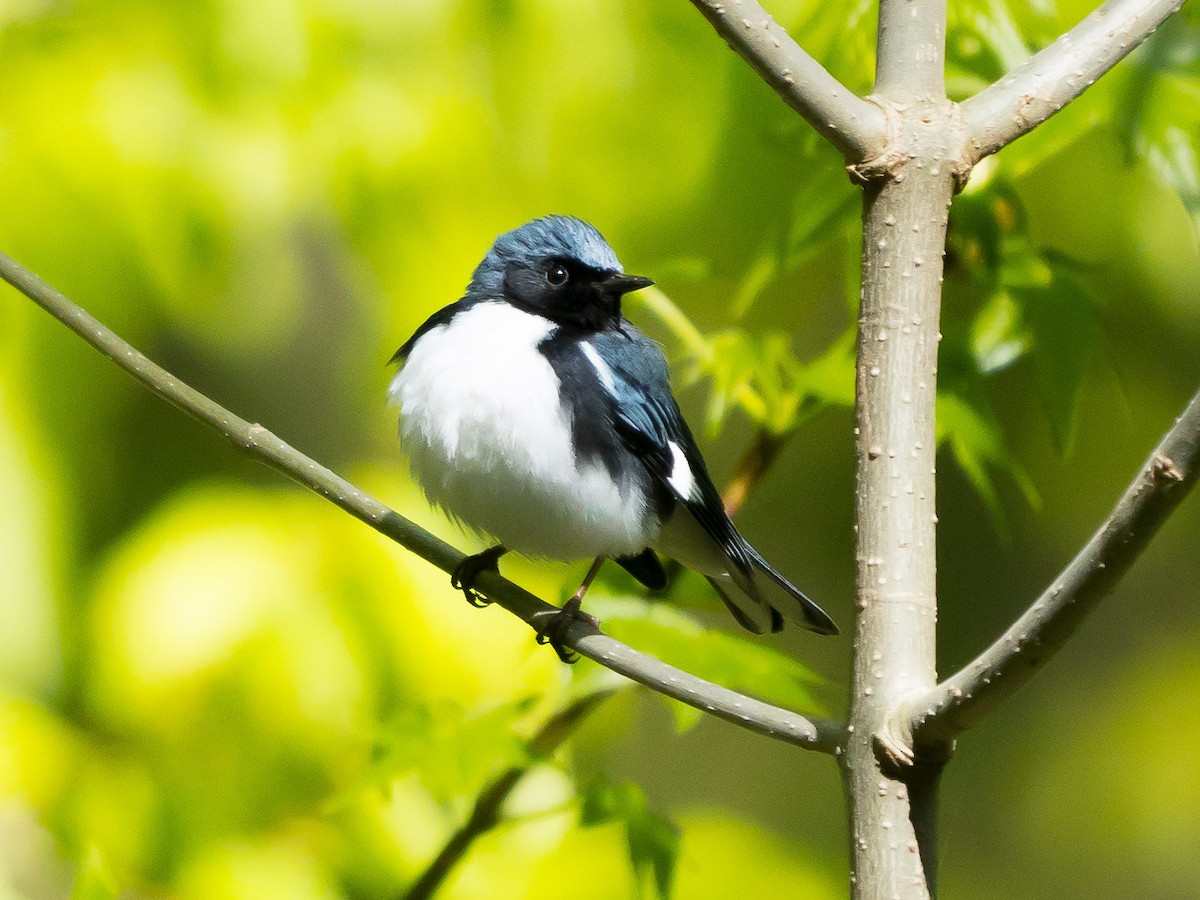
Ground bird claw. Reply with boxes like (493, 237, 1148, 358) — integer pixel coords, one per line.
(459, 586, 491, 608)
(535, 596, 599, 664)
(450, 546, 507, 608)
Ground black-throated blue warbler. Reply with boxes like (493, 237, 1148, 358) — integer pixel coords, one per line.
(389, 215, 837, 660)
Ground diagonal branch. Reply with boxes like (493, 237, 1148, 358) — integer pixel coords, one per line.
(906, 385, 1200, 746)
(960, 0, 1187, 164)
(721, 428, 789, 517)
(687, 0, 890, 163)
(403, 689, 617, 900)
(0, 248, 847, 756)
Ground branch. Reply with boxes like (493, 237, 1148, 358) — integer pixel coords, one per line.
(960, 0, 1187, 163)
(686, 0, 890, 163)
(0, 249, 846, 756)
(908, 385, 1200, 746)
(721, 429, 789, 517)
(844, 102, 953, 896)
(874, 0, 947, 102)
(404, 689, 617, 900)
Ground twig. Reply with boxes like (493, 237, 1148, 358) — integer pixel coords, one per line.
(907, 386, 1200, 746)
(0, 248, 846, 755)
(686, 0, 890, 163)
(403, 690, 616, 900)
(960, 0, 1187, 164)
(722, 429, 789, 517)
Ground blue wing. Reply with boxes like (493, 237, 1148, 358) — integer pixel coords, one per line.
(590, 325, 837, 636)
(590, 329, 750, 566)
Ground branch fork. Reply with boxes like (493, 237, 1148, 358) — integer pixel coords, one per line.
(847, 97, 974, 192)
(905, 386, 1200, 747)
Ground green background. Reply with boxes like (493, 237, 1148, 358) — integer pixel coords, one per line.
(1, 1, 1199, 897)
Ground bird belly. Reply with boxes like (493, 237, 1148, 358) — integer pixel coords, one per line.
(389, 302, 655, 560)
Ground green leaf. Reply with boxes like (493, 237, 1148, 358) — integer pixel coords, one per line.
(795, 327, 856, 409)
(580, 777, 681, 900)
(730, 249, 780, 320)
(937, 392, 1040, 535)
(580, 776, 646, 826)
(1121, 16, 1200, 228)
(1011, 262, 1104, 455)
(708, 329, 811, 435)
(585, 595, 825, 731)
(950, 175, 1109, 461)
(628, 805, 682, 899)
(365, 697, 535, 803)
(699, 329, 772, 433)
(627, 287, 710, 360)
(782, 164, 860, 273)
(633, 288, 854, 438)
(790, 0, 877, 94)
(946, 0, 1067, 100)
(971, 288, 1030, 374)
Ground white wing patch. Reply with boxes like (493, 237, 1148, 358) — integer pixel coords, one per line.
(667, 440, 695, 498)
(580, 342, 617, 395)
(582, 342, 694, 503)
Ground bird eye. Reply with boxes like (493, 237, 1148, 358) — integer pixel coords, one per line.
(545, 263, 569, 286)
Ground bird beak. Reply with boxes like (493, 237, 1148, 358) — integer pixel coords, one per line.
(603, 273, 655, 296)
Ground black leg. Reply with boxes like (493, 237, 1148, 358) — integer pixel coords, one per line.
(451, 545, 508, 608)
(536, 557, 604, 663)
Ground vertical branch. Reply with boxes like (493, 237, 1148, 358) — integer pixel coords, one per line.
(846, 161, 954, 900)
(873, 0, 947, 102)
(846, 2, 953, 898)
(686, 0, 1190, 897)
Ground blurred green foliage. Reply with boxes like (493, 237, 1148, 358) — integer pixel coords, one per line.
(1, 1, 1199, 898)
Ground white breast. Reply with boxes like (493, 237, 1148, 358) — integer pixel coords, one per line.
(388, 302, 655, 560)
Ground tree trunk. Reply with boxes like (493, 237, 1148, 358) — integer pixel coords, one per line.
(843, 0, 958, 886)
(844, 116, 958, 895)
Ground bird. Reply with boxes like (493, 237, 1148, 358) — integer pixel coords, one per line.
(388, 215, 838, 661)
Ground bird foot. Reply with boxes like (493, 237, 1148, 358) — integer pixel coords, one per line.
(535, 595, 599, 664)
(450, 545, 507, 608)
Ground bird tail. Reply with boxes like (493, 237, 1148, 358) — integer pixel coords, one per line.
(706, 543, 839, 637)
(705, 575, 780, 634)
(743, 544, 839, 636)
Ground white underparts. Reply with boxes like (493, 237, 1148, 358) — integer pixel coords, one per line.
(390, 302, 655, 560)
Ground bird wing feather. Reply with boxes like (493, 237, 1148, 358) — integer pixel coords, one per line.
(590, 326, 839, 637)
(390, 298, 481, 364)
(591, 329, 754, 579)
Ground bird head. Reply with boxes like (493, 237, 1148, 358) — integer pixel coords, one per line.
(467, 216, 653, 331)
